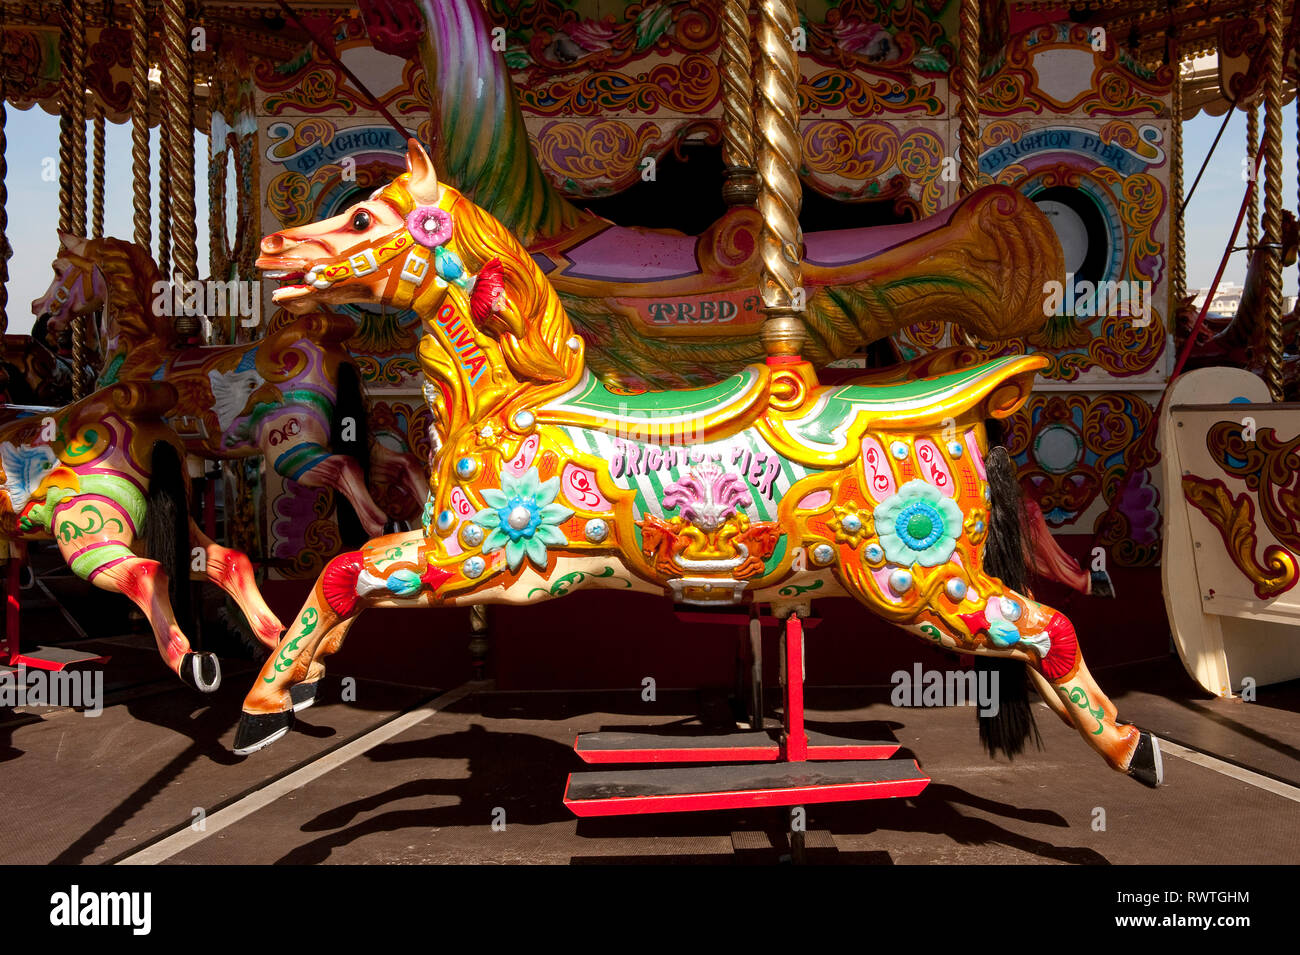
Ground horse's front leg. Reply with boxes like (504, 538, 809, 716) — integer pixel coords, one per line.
(286, 618, 357, 713)
(234, 532, 433, 754)
(260, 407, 389, 537)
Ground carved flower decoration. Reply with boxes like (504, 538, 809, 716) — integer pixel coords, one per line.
(472, 467, 573, 572)
(964, 507, 988, 546)
(827, 505, 874, 548)
(406, 206, 453, 248)
(873, 479, 964, 567)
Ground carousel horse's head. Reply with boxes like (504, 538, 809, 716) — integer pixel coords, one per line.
(33, 232, 108, 330)
(258, 137, 457, 318)
(37, 233, 167, 351)
(260, 139, 579, 404)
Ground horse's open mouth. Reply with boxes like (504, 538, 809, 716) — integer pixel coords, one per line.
(259, 264, 314, 303)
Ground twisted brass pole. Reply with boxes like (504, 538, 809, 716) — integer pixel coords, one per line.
(159, 116, 172, 279)
(70, 0, 87, 238)
(57, 0, 79, 235)
(1260, 0, 1285, 401)
(956, 0, 980, 195)
(755, 0, 804, 357)
(69, 0, 88, 398)
(183, 7, 202, 339)
(1247, 103, 1259, 251)
(130, 0, 151, 249)
(1169, 47, 1184, 305)
(161, 0, 198, 330)
(91, 109, 105, 239)
(719, 0, 758, 206)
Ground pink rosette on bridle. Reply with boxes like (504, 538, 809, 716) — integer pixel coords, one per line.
(406, 206, 453, 248)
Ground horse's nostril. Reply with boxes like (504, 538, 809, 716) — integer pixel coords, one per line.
(262, 234, 291, 254)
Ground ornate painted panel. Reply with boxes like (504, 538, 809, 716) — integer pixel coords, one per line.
(487, 1, 958, 202)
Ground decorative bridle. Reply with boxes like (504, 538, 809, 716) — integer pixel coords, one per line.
(295, 181, 476, 312)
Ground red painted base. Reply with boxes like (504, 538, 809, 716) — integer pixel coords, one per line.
(564, 617, 927, 816)
(1, 648, 112, 671)
(563, 760, 930, 816)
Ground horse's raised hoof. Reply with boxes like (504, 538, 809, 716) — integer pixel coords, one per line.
(179, 652, 222, 693)
(232, 710, 294, 756)
(290, 681, 319, 712)
(1128, 731, 1164, 788)
(1090, 569, 1116, 599)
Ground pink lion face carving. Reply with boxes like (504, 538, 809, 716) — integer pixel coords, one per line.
(662, 463, 752, 532)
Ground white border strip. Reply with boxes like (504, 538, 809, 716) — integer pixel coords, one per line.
(1160, 739, 1300, 805)
(116, 684, 477, 865)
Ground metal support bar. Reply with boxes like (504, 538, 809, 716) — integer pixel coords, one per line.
(781, 614, 807, 761)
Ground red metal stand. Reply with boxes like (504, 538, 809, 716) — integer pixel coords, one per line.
(563, 613, 930, 816)
(1, 543, 110, 672)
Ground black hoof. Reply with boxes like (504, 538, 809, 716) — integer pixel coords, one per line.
(232, 710, 294, 756)
(1128, 731, 1164, 788)
(1090, 569, 1116, 599)
(178, 652, 222, 693)
(290, 681, 319, 712)
(383, 518, 412, 535)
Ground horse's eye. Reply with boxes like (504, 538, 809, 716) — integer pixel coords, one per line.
(351, 210, 371, 231)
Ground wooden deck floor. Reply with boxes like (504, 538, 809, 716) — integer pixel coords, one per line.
(3, 639, 1298, 865)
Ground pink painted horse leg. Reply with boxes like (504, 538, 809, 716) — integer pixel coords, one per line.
(189, 520, 283, 649)
(259, 407, 388, 537)
(63, 540, 212, 687)
(296, 454, 388, 536)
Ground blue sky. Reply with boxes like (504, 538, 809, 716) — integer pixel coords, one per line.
(2, 102, 1296, 336)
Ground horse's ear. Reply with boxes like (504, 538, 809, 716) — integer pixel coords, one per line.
(59, 231, 87, 256)
(405, 138, 441, 205)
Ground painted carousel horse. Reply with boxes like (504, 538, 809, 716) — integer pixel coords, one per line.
(385, 0, 1067, 390)
(0, 381, 284, 688)
(33, 237, 427, 539)
(0, 321, 75, 407)
(232, 140, 1162, 790)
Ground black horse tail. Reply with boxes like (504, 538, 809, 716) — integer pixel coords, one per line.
(976, 419, 1042, 759)
(143, 441, 194, 638)
(330, 362, 370, 548)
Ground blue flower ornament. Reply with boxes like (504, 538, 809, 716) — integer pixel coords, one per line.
(471, 467, 573, 571)
(873, 479, 965, 567)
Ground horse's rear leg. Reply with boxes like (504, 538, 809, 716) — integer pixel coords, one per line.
(189, 520, 283, 650)
(66, 540, 218, 691)
(264, 411, 389, 537)
(294, 452, 388, 537)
